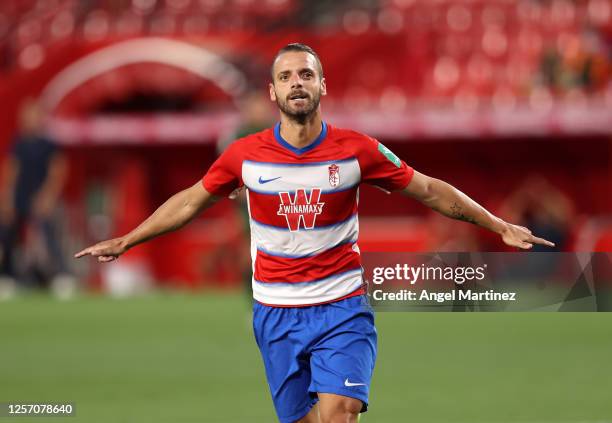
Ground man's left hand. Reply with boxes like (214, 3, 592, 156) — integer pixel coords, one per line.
(499, 222, 555, 249)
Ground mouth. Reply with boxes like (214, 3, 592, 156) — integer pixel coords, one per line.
(288, 92, 309, 101)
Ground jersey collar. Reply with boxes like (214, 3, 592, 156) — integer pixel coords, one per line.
(273, 121, 328, 155)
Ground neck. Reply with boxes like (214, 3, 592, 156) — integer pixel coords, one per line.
(278, 111, 323, 149)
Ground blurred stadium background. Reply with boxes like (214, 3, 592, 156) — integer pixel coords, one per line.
(0, 0, 611, 422)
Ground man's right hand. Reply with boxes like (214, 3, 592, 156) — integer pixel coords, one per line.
(74, 237, 128, 262)
(74, 181, 216, 264)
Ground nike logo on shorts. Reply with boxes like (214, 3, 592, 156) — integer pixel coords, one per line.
(258, 176, 282, 184)
(344, 378, 366, 387)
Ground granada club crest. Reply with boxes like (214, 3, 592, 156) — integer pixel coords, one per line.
(328, 164, 340, 188)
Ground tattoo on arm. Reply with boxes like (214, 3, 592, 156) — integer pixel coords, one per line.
(450, 202, 477, 224)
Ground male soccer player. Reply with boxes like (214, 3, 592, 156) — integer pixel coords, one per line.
(75, 43, 554, 423)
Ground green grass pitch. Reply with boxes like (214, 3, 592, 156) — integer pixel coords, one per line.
(1, 292, 611, 422)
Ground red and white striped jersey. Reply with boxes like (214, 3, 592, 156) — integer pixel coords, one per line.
(203, 122, 413, 307)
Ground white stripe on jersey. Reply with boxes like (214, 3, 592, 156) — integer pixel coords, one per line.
(252, 267, 364, 306)
(250, 214, 359, 258)
(242, 158, 361, 194)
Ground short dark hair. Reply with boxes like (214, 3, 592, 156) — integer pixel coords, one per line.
(271, 43, 324, 80)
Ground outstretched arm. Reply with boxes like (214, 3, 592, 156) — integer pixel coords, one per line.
(75, 181, 218, 262)
(402, 170, 555, 249)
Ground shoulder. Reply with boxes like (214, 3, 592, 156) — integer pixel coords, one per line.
(327, 124, 373, 142)
(326, 124, 378, 155)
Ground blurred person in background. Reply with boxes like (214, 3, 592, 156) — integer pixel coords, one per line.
(539, 26, 610, 94)
(0, 98, 74, 298)
(219, 89, 275, 151)
(499, 175, 575, 252)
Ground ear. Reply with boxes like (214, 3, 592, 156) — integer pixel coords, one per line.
(269, 82, 276, 102)
(321, 77, 327, 96)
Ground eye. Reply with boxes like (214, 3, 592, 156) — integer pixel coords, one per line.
(279, 74, 289, 81)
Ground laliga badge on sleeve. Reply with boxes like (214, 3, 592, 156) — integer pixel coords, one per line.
(378, 142, 401, 168)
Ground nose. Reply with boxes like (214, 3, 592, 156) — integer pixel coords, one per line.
(289, 73, 302, 88)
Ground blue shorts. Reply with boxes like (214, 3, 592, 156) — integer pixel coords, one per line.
(253, 294, 377, 423)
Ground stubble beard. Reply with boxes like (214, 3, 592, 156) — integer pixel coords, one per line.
(275, 90, 321, 125)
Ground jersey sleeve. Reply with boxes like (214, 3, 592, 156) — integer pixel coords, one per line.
(357, 136, 414, 192)
(202, 142, 243, 197)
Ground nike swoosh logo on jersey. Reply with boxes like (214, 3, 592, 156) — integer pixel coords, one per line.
(344, 378, 366, 387)
(258, 176, 282, 184)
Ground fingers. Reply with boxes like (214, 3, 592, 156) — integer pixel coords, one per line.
(74, 248, 92, 258)
(75, 249, 118, 261)
(529, 235, 555, 247)
(74, 243, 122, 260)
(510, 239, 533, 249)
(512, 236, 554, 249)
(509, 224, 556, 248)
(74, 246, 103, 258)
(98, 255, 117, 262)
(504, 235, 532, 249)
